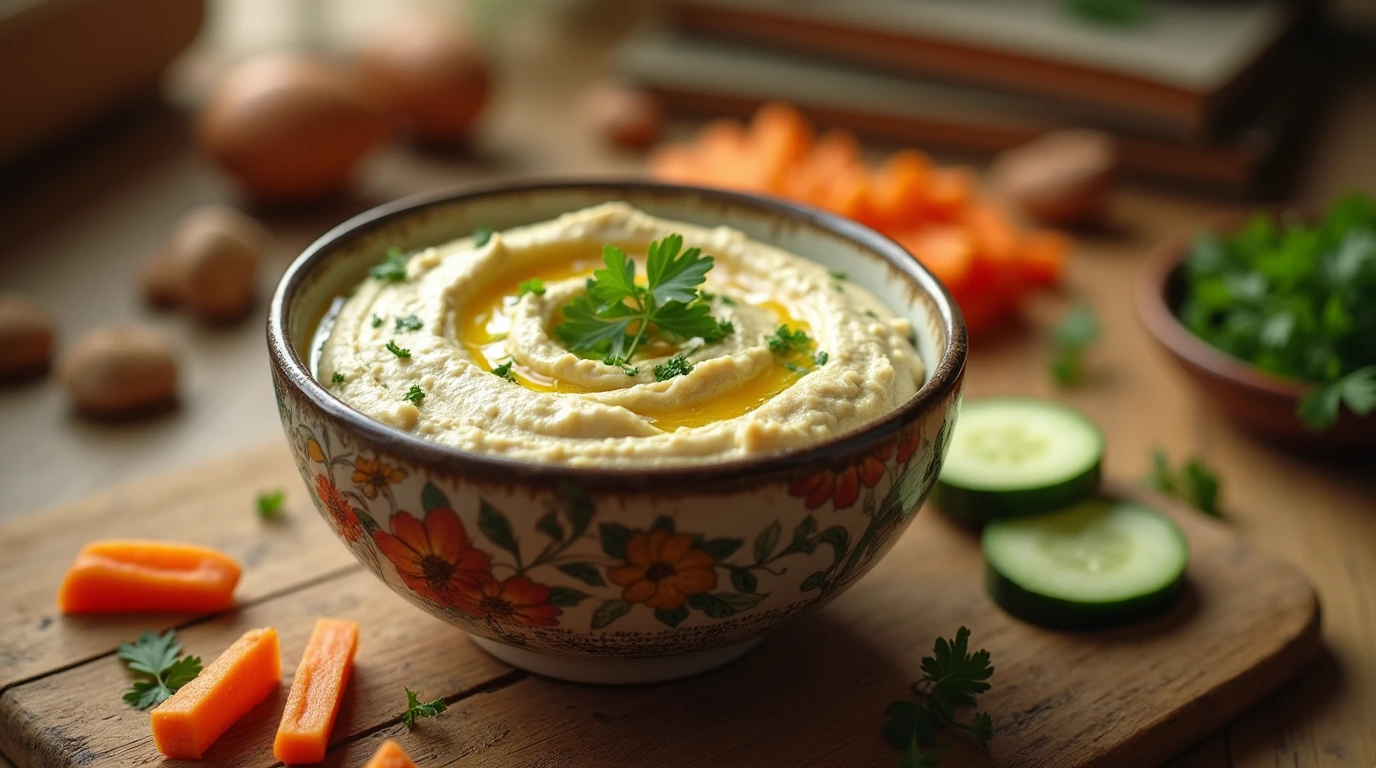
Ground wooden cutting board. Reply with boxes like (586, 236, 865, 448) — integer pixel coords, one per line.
(0, 442, 1319, 768)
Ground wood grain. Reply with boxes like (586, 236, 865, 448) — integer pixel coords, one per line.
(0, 448, 1319, 767)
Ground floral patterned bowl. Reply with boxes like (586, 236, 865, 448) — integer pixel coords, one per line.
(267, 180, 966, 684)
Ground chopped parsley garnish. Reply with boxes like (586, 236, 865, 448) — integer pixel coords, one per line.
(404, 384, 425, 404)
(701, 290, 738, 306)
(386, 340, 411, 358)
(768, 324, 813, 356)
(518, 278, 546, 297)
(828, 269, 848, 281)
(864, 309, 879, 319)
(256, 489, 286, 521)
(370, 247, 409, 282)
(400, 687, 447, 728)
(653, 354, 694, 381)
(554, 234, 728, 365)
(1050, 305, 1100, 387)
(370, 315, 383, 328)
(330, 372, 345, 384)
(882, 626, 995, 765)
(603, 356, 639, 376)
(473, 227, 495, 247)
(118, 630, 203, 710)
(491, 360, 517, 382)
(1178, 193, 1376, 430)
(814, 350, 829, 366)
(395, 314, 423, 331)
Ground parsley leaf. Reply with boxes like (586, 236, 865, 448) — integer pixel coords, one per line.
(828, 269, 848, 281)
(814, 350, 829, 366)
(371, 315, 383, 328)
(404, 384, 425, 405)
(768, 324, 812, 356)
(1146, 450, 1222, 516)
(554, 235, 725, 363)
(400, 687, 447, 728)
(386, 340, 411, 359)
(1050, 305, 1099, 387)
(882, 627, 994, 762)
(491, 360, 517, 383)
(118, 630, 202, 709)
(1178, 193, 1376, 431)
(370, 248, 409, 282)
(518, 278, 546, 297)
(603, 356, 639, 376)
(330, 372, 345, 385)
(473, 227, 494, 247)
(896, 736, 941, 768)
(395, 314, 423, 332)
(256, 489, 286, 521)
(654, 354, 694, 381)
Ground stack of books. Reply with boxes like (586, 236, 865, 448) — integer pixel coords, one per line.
(618, 0, 1319, 193)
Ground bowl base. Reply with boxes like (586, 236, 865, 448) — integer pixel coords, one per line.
(468, 634, 767, 685)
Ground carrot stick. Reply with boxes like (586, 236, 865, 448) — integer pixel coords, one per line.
(363, 740, 419, 768)
(151, 627, 281, 759)
(869, 149, 932, 229)
(58, 540, 241, 614)
(274, 618, 360, 764)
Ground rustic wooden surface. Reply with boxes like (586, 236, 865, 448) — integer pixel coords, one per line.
(0, 6, 1374, 766)
(0, 442, 1321, 767)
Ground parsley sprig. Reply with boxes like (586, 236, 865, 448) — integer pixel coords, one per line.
(370, 248, 409, 282)
(1146, 450, 1222, 516)
(882, 627, 994, 766)
(518, 278, 546, 297)
(118, 630, 203, 710)
(400, 687, 448, 728)
(1050, 305, 1099, 387)
(555, 234, 730, 365)
(491, 359, 517, 383)
(769, 324, 828, 373)
(654, 354, 693, 381)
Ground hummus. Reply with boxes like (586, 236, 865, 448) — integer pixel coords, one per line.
(318, 203, 924, 466)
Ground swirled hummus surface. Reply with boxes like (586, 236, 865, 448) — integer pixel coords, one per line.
(319, 203, 924, 466)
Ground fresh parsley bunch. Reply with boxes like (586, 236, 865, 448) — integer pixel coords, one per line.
(1178, 193, 1376, 430)
(555, 234, 730, 366)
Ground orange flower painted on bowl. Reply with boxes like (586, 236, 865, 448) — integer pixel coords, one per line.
(896, 429, 922, 464)
(608, 531, 717, 610)
(459, 574, 562, 628)
(352, 457, 408, 500)
(789, 444, 892, 509)
(373, 508, 492, 607)
(314, 473, 362, 542)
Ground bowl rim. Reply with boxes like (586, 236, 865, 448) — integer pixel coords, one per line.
(267, 178, 968, 491)
(1136, 231, 1313, 401)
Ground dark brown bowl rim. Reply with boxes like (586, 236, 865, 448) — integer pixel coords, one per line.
(267, 179, 968, 492)
(1136, 232, 1313, 400)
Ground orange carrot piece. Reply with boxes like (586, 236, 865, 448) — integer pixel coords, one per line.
(648, 144, 704, 185)
(58, 540, 241, 614)
(820, 165, 879, 226)
(964, 203, 1022, 263)
(893, 226, 975, 288)
(747, 102, 814, 193)
(364, 740, 419, 768)
(151, 627, 281, 759)
(922, 166, 973, 220)
(869, 149, 932, 229)
(1020, 230, 1070, 286)
(274, 618, 360, 764)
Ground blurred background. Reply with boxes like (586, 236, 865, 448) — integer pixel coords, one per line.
(2, 0, 1375, 516)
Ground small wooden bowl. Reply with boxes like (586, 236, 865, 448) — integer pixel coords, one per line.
(1136, 234, 1376, 448)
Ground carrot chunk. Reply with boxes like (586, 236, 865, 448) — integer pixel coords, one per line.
(893, 226, 975, 287)
(58, 540, 241, 614)
(922, 166, 973, 220)
(364, 740, 419, 768)
(274, 618, 360, 764)
(1020, 230, 1070, 286)
(151, 627, 281, 759)
(869, 149, 932, 229)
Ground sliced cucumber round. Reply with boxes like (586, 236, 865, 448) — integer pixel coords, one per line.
(933, 397, 1103, 525)
(983, 498, 1189, 630)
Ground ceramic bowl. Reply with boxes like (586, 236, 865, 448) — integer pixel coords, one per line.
(1137, 234, 1375, 448)
(267, 180, 967, 683)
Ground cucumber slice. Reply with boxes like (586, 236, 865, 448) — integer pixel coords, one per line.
(933, 398, 1103, 524)
(983, 499, 1189, 630)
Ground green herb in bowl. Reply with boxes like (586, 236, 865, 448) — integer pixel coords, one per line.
(1176, 193, 1376, 431)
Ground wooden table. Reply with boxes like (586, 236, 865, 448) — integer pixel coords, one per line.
(1, 13, 1373, 767)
